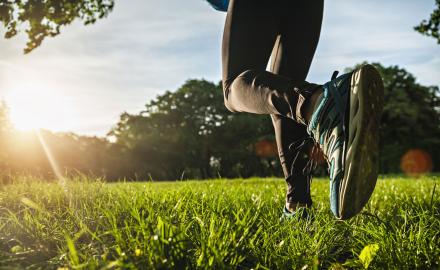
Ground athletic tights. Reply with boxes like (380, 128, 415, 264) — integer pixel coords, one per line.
(222, 0, 324, 205)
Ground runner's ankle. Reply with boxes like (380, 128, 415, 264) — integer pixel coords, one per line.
(286, 202, 309, 212)
(304, 88, 324, 124)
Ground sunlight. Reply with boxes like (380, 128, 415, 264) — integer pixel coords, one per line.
(35, 129, 68, 191)
(4, 84, 75, 131)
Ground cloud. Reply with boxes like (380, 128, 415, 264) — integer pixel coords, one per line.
(0, 0, 438, 136)
(308, 0, 440, 85)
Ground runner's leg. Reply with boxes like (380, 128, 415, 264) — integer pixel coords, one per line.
(222, 0, 318, 123)
(269, 0, 324, 209)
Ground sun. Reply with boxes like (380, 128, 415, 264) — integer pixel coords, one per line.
(4, 85, 74, 132)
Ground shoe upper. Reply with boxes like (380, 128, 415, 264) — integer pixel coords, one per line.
(280, 206, 310, 221)
(307, 71, 352, 218)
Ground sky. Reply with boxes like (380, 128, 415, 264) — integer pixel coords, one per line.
(0, 0, 439, 136)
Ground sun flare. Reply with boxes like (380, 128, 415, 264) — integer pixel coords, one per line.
(4, 85, 75, 132)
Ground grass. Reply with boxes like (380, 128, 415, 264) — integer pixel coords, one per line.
(0, 175, 438, 269)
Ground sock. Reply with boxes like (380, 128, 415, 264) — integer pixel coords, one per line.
(304, 88, 324, 124)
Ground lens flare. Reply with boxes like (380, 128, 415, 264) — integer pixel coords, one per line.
(254, 140, 278, 157)
(400, 149, 433, 176)
(35, 130, 67, 191)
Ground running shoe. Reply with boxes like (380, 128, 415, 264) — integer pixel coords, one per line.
(280, 205, 310, 221)
(307, 64, 384, 220)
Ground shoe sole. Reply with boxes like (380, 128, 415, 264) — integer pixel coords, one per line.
(338, 64, 384, 220)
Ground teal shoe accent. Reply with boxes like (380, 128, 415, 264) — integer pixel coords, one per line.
(307, 71, 352, 218)
(280, 206, 311, 222)
(307, 65, 384, 219)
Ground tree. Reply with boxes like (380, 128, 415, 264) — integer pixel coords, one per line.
(2, 128, 121, 180)
(111, 66, 440, 180)
(414, 0, 440, 43)
(0, 100, 11, 134)
(1, 65, 438, 180)
(347, 63, 440, 173)
(110, 80, 277, 180)
(0, 101, 12, 173)
(0, 0, 114, 53)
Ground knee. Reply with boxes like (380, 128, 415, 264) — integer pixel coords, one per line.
(223, 97, 236, 113)
(222, 81, 236, 112)
(223, 70, 255, 113)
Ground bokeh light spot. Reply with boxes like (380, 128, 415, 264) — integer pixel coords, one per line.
(400, 149, 433, 176)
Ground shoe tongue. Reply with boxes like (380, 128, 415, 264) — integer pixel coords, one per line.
(331, 71, 339, 80)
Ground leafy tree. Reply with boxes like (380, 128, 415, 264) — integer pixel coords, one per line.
(1, 64, 438, 180)
(3, 129, 120, 179)
(0, 101, 12, 173)
(347, 63, 440, 173)
(111, 65, 440, 180)
(0, 102, 119, 180)
(0, 0, 114, 53)
(110, 80, 277, 180)
(415, 0, 440, 43)
(0, 100, 11, 134)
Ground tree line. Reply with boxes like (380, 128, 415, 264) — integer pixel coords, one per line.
(0, 63, 439, 181)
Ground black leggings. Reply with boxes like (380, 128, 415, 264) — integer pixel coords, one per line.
(222, 0, 324, 205)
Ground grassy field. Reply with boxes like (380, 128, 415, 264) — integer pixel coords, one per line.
(0, 176, 438, 269)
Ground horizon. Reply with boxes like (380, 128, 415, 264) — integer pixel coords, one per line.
(0, 0, 439, 137)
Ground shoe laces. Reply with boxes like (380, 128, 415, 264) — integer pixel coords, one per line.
(288, 71, 341, 182)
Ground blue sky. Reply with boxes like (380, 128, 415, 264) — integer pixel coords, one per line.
(0, 0, 439, 136)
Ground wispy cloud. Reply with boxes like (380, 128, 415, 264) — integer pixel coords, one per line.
(308, 0, 439, 84)
(0, 0, 438, 136)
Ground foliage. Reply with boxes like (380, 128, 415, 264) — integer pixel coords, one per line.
(110, 80, 277, 180)
(0, 0, 114, 53)
(0, 129, 124, 181)
(0, 63, 439, 180)
(0, 101, 11, 134)
(0, 102, 12, 171)
(358, 244, 380, 269)
(111, 63, 440, 179)
(0, 176, 438, 269)
(414, 0, 440, 43)
(346, 63, 440, 173)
